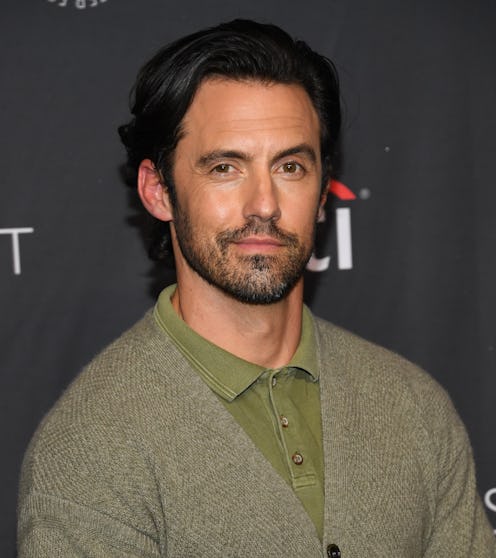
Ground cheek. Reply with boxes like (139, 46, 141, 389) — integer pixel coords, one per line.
(199, 191, 244, 223)
(284, 197, 320, 230)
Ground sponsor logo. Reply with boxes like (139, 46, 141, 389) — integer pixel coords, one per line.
(484, 488, 496, 535)
(306, 179, 357, 273)
(46, 0, 108, 9)
(0, 228, 34, 275)
(485, 488, 496, 513)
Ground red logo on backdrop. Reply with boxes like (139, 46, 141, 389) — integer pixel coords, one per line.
(329, 179, 357, 201)
(306, 179, 356, 272)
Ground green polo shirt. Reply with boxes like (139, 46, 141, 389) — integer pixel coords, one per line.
(154, 284, 324, 539)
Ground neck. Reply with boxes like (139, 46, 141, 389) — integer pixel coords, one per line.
(171, 273, 304, 369)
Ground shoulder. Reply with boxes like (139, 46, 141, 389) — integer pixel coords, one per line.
(313, 316, 466, 442)
(314, 316, 447, 393)
(20, 310, 189, 489)
(18, 310, 181, 546)
(313, 317, 477, 516)
(57, 308, 184, 410)
(19, 309, 206, 529)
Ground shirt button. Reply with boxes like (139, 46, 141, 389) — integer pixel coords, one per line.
(271, 377, 277, 387)
(326, 544, 341, 558)
(280, 415, 289, 428)
(291, 452, 303, 465)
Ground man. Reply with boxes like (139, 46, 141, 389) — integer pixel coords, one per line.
(18, 19, 494, 557)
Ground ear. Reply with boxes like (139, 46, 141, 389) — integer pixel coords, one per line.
(137, 159, 174, 221)
(319, 185, 329, 209)
(316, 181, 329, 222)
(318, 181, 329, 214)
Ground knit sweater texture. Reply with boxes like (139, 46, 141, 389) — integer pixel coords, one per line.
(18, 310, 495, 557)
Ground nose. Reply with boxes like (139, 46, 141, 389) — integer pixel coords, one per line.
(242, 170, 281, 222)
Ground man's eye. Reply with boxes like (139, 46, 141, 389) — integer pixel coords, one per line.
(212, 163, 233, 173)
(280, 162, 303, 174)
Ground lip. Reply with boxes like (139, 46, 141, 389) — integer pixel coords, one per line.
(233, 236, 284, 252)
(235, 236, 283, 245)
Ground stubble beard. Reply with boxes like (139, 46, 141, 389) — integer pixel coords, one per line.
(172, 207, 315, 305)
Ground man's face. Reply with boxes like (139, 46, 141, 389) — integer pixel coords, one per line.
(169, 78, 323, 304)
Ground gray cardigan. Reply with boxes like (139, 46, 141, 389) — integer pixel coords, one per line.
(18, 311, 495, 557)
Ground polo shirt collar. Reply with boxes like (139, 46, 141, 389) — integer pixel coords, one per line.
(154, 284, 319, 402)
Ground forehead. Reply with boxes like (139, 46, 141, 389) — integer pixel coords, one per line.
(178, 78, 320, 151)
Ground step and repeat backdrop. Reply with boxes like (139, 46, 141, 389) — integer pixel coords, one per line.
(1, 0, 495, 555)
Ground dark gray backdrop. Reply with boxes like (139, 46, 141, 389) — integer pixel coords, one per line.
(1, 1, 495, 555)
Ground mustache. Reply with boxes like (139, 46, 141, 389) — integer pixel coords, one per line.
(216, 219, 299, 248)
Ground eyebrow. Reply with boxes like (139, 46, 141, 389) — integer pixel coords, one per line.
(196, 143, 318, 169)
(197, 150, 251, 168)
(270, 144, 317, 166)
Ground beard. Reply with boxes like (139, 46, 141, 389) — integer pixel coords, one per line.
(172, 207, 315, 305)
